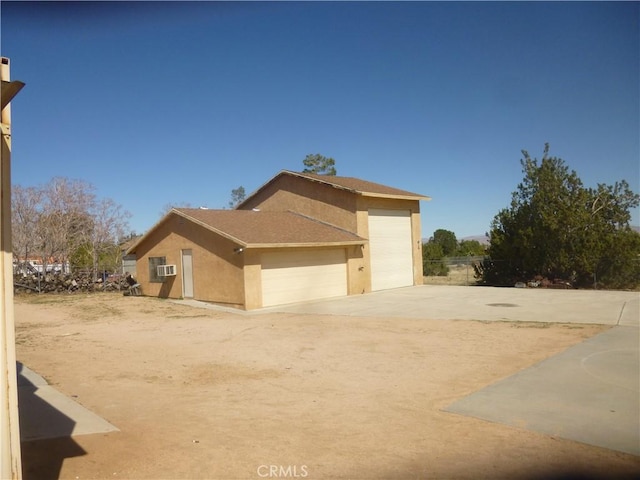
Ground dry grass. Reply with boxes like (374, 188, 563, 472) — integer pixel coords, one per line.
(423, 264, 479, 286)
(15, 291, 126, 320)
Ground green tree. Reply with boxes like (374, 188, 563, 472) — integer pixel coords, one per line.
(228, 186, 246, 208)
(432, 229, 457, 256)
(456, 239, 486, 257)
(478, 144, 640, 288)
(422, 241, 449, 276)
(302, 154, 337, 175)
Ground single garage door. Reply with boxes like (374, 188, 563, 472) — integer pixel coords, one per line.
(261, 249, 347, 307)
(368, 209, 414, 291)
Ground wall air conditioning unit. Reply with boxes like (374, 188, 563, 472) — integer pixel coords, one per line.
(157, 264, 177, 277)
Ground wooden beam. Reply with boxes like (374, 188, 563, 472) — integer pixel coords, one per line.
(0, 55, 23, 480)
(1, 81, 26, 111)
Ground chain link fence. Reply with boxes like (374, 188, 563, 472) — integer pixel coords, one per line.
(423, 256, 486, 286)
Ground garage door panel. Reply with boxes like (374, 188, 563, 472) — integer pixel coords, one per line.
(261, 249, 347, 307)
(369, 209, 414, 291)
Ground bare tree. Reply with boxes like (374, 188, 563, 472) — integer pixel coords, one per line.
(11, 185, 42, 272)
(12, 177, 131, 278)
(38, 178, 95, 273)
(86, 197, 131, 280)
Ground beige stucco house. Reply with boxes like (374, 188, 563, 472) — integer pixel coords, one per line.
(127, 171, 429, 310)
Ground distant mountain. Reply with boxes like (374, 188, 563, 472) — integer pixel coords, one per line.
(461, 235, 490, 245)
(633, 226, 640, 233)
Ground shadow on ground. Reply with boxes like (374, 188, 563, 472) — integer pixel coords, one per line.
(17, 362, 86, 480)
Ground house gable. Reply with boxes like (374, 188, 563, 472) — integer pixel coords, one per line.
(238, 174, 359, 233)
(130, 211, 246, 305)
(237, 170, 429, 234)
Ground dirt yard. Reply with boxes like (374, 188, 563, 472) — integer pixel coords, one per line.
(14, 293, 640, 480)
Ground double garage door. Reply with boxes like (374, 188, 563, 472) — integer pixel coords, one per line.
(368, 209, 414, 291)
(261, 249, 347, 307)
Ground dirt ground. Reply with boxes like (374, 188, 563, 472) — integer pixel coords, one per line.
(14, 292, 640, 480)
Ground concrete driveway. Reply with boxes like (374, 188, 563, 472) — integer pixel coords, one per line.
(268, 285, 639, 326)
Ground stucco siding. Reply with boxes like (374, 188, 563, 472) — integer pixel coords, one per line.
(135, 214, 245, 305)
(133, 218, 181, 298)
(241, 176, 358, 232)
(189, 232, 245, 307)
(242, 250, 262, 310)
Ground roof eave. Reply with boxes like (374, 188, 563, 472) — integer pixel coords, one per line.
(282, 171, 432, 200)
(125, 212, 173, 254)
(234, 172, 290, 209)
(235, 170, 355, 209)
(126, 209, 248, 254)
(245, 240, 366, 249)
(283, 170, 358, 193)
(236, 170, 431, 206)
(360, 192, 432, 201)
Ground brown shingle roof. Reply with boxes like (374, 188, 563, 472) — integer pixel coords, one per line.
(174, 208, 365, 247)
(280, 171, 430, 200)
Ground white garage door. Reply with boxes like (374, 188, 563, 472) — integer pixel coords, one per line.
(261, 249, 347, 307)
(368, 209, 414, 291)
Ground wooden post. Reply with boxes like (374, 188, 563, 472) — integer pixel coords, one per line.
(1, 56, 23, 480)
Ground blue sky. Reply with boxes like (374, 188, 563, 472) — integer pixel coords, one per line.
(2, 1, 638, 240)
